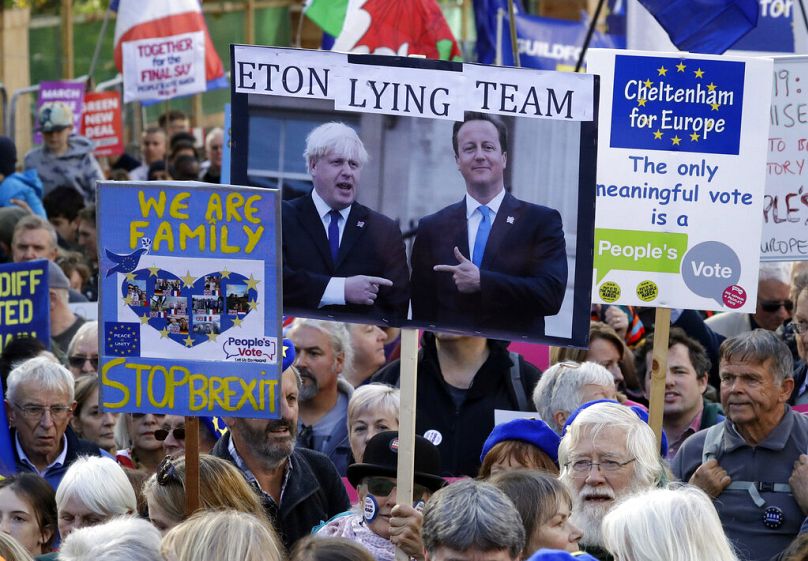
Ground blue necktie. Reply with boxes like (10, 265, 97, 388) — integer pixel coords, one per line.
(328, 209, 341, 262)
(472, 205, 491, 267)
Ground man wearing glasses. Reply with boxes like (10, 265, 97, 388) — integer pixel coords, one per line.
(558, 402, 666, 561)
(706, 262, 793, 338)
(5, 357, 107, 489)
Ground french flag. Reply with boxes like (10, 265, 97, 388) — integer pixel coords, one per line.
(112, 0, 227, 91)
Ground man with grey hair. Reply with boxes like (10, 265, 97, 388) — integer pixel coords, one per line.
(672, 329, 808, 561)
(212, 341, 349, 550)
(559, 401, 666, 560)
(287, 318, 353, 475)
(282, 121, 409, 323)
(5, 357, 105, 489)
(532, 361, 617, 433)
(706, 262, 793, 337)
(422, 479, 525, 561)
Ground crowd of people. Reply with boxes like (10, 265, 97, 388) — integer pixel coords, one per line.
(2, 99, 808, 561)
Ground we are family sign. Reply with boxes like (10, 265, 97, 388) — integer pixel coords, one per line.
(588, 49, 772, 312)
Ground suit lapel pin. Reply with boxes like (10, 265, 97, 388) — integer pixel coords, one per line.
(506, 216, 515, 224)
(357, 221, 365, 228)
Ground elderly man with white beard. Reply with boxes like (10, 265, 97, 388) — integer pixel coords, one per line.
(558, 402, 667, 561)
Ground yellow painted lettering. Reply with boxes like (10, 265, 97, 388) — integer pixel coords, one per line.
(169, 192, 191, 219)
(148, 365, 171, 408)
(130, 221, 149, 249)
(101, 358, 129, 408)
(236, 379, 258, 410)
(124, 362, 151, 407)
(153, 222, 175, 252)
(29, 269, 42, 293)
(220, 225, 239, 254)
(225, 192, 245, 222)
(188, 374, 208, 411)
(205, 193, 223, 223)
(178, 223, 206, 252)
(244, 195, 261, 224)
(138, 191, 166, 218)
(242, 225, 264, 254)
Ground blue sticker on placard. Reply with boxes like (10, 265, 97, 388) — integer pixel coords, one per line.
(104, 322, 141, 356)
(363, 495, 378, 523)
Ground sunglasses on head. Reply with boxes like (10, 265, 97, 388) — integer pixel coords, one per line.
(68, 355, 99, 369)
(760, 299, 794, 313)
(154, 427, 185, 442)
(364, 477, 429, 499)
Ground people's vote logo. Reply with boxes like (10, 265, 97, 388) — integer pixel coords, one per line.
(114, 265, 260, 350)
(680, 241, 744, 308)
(610, 55, 745, 155)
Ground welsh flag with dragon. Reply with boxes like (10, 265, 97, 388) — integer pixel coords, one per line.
(306, 0, 463, 61)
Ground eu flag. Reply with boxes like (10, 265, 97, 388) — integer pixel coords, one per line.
(473, 0, 524, 64)
(638, 0, 759, 54)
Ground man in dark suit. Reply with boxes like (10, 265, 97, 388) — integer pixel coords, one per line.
(283, 122, 409, 324)
(410, 112, 567, 337)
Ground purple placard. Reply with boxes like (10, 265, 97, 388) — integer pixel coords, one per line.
(34, 80, 86, 145)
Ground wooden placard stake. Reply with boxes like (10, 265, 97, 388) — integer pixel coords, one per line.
(647, 307, 671, 449)
(395, 328, 419, 561)
(184, 416, 200, 515)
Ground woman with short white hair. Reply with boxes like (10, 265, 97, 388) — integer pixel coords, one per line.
(59, 516, 162, 561)
(55, 456, 137, 539)
(347, 383, 399, 463)
(602, 485, 739, 561)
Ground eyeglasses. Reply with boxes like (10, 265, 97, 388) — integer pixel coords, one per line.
(155, 427, 185, 442)
(13, 403, 72, 421)
(68, 355, 99, 370)
(566, 458, 636, 475)
(793, 321, 808, 334)
(156, 457, 184, 487)
(760, 299, 794, 313)
(364, 477, 429, 499)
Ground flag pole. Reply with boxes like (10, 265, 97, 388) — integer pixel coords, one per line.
(88, 2, 113, 81)
(574, 0, 607, 72)
(506, 0, 520, 67)
(798, 0, 808, 34)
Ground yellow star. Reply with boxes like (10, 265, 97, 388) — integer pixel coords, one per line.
(707, 82, 717, 91)
(657, 65, 668, 76)
(643, 78, 653, 88)
(694, 68, 704, 78)
(248, 299, 258, 311)
(148, 265, 160, 277)
(123, 295, 133, 306)
(676, 61, 686, 72)
(690, 132, 700, 142)
(159, 327, 170, 339)
(207, 332, 218, 342)
(220, 268, 231, 279)
(653, 130, 663, 140)
(232, 317, 243, 327)
(181, 271, 195, 288)
(671, 135, 681, 146)
(637, 98, 647, 107)
(139, 314, 150, 325)
(126, 272, 136, 281)
(711, 102, 720, 111)
(245, 274, 260, 291)
(184, 335, 194, 347)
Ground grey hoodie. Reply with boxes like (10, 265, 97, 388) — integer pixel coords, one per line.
(23, 134, 104, 202)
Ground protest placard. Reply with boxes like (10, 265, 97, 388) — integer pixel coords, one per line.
(588, 49, 772, 312)
(0, 260, 49, 353)
(35, 80, 85, 144)
(761, 56, 808, 261)
(97, 181, 282, 417)
(122, 31, 206, 103)
(80, 91, 124, 158)
(230, 45, 598, 346)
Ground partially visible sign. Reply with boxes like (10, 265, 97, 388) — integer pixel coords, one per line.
(0, 260, 50, 353)
(35, 80, 85, 144)
(122, 31, 206, 102)
(761, 57, 808, 260)
(733, 0, 795, 53)
(80, 91, 124, 158)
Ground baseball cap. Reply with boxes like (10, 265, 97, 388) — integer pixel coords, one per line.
(38, 102, 74, 133)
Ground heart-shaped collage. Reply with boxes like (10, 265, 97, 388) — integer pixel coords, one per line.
(121, 268, 260, 347)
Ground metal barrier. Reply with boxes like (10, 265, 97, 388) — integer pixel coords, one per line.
(0, 84, 8, 136)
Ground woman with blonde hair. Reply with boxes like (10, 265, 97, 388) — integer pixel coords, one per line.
(602, 486, 739, 561)
(161, 510, 283, 561)
(0, 532, 35, 561)
(347, 383, 399, 463)
(142, 454, 267, 535)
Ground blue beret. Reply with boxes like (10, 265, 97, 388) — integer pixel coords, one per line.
(479, 418, 561, 465)
(526, 549, 599, 561)
(562, 399, 669, 458)
(282, 338, 295, 371)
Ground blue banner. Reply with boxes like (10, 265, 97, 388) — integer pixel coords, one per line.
(733, 0, 794, 52)
(97, 182, 282, 418)
(0, 260, 50, 353)
(610, 55, 746, 155)
(500, 13, 625, 71)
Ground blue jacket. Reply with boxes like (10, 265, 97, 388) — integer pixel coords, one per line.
(13, 426, 106, 490)
(0, 170, 46, 217)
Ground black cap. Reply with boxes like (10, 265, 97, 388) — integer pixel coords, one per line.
(347, 431, 445, 492)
